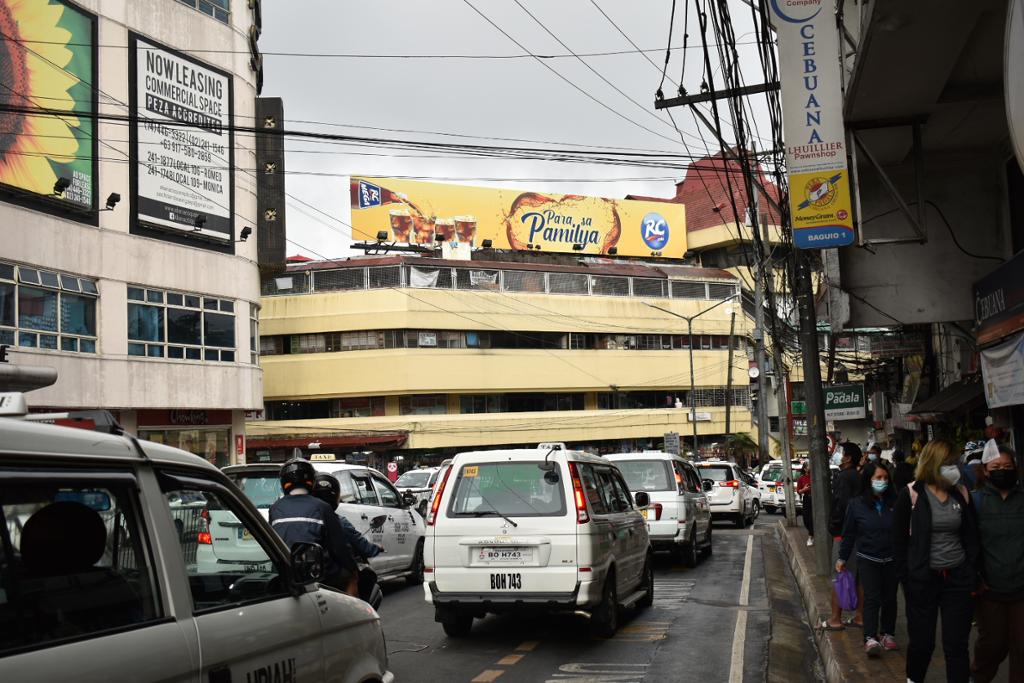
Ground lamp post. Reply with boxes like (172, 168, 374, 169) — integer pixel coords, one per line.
(646, 294, 740, 459)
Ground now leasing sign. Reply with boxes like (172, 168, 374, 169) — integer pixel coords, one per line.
(824, 384, 866, 421)
(770, 0, 855, 249)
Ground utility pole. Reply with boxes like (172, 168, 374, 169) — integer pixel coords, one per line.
(724, 307, 736, 436)
(753, 259, 771, 471)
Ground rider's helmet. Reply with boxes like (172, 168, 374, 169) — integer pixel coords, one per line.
(279, 458, 316, 493)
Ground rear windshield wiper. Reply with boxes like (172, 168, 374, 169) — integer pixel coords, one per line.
(469, 509, 519, 527)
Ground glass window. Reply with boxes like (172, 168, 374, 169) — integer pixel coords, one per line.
(0, 262, 12, 280)
(146, 290, 163, 304)
(220, 300, 234, 313)
(224, 472, 284, 510)
(611, 473, 634, 510)
(0, 474, 161, 653)
(0, 282, 13, 327)
(204, 312, 234, 348)
(596, 467, 630, 513)
(127, 286, 144, 301)
(185, 295, 200, 308)
(166, 293, 184, 306)
(370, 475, 402, 508)
(167, 308, 201, 345)
(576, 463, 608, 515)
(59, 274, 80, 292)
(18, 287, 57, 331)
(346, 473, 379, 505)
(395, 470, 433, 488)
(18, 268, 39, 285)
(39, 334, 57, 350)
(60, 294, 96, 336)
(39, 271, 60, 288)
(158, 481, 286, 613)
(447, 462, 567, 517)
(614, 460, 673, 492)
(399, 394, 447, 415)
(127, 304, 164, 342)
(696, 465, 733, 482)
(80, 280, 98, 295)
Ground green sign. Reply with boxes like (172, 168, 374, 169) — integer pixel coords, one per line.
(791, 400, 807, 415)
(824, 383, 866, 421)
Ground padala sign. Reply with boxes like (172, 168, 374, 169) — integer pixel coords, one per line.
(824, 384, 866, 421)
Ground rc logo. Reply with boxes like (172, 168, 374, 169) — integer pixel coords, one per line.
(640, 212, 670, 250)
(357, 180, 382, 209)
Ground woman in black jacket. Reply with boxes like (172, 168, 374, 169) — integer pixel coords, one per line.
(893, 439, 980, 683)
(837, 462, 898, 657)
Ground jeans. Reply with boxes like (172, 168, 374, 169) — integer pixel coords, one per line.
(802, 494, 813, 535)
(857, 557, 897, 640)
(904, 564, 975, 683)
(972, 595, 1024, 683)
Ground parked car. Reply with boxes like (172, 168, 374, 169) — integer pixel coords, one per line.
(424, 446, 653, 638)
(695, 460, 757, 528)
(395, 466, 443, 516)
(605, 451, 712, 567)
(224, 463, 426, 585)
(0, 408, 392, 682)
(758, 460, 804, 514)
(739, 469, 761, 521)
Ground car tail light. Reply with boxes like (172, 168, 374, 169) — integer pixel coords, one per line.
(568, 462, 590, 524)
(197, 531, 212, 545)
(719, 480, 741, 488)
(653, 503, 663, 521)
(427, 466, 452, 526)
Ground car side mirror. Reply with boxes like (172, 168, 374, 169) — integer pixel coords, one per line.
(702, 479, 714, 492)
(290, 542, 324, 585)
(402, 491, 417, 507)
(634, 491, 650, 508)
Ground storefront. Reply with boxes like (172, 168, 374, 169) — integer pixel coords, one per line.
(137, 409, 235, 468)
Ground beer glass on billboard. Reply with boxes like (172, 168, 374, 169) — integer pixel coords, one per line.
(454, 215, 477, 246)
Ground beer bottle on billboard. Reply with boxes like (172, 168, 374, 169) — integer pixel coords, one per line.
(349, 178, 406, 209)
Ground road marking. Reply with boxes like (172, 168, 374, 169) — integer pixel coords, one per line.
(547, 662, 647, 682)
(516, 641, 539, 652)
(497, 655, 524, 666)
(653, 578, 695, 604)
(729, 534, 755, 683)
(472, 670, 505, 683)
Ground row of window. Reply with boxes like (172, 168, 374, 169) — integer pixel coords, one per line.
(261, 329, 747, 356)
(127, 287, 237, 362)
(262, 388, 750, 421)
(176, 0, 230, 23)
(0, 263, 98, 353)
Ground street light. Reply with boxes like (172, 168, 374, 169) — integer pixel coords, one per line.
(645, 293, 740, 459)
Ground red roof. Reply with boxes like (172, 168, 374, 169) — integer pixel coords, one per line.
(628, 151, 782, 232)
(286, 254, 314, 263)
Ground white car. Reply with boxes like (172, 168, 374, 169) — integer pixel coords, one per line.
(395, 466, 442, 516)
(759, 460, 806, 514)
(0, 403, 392, 682)
(605, 451, 712, 567)
(223, 463, 426, 585)
(695, 460, 757, 528)
(424, 446, 653, 638)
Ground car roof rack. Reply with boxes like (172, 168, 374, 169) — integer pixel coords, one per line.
(22, 409, 125, 435)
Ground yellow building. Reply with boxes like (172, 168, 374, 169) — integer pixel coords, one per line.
(247, 255, 754, 465)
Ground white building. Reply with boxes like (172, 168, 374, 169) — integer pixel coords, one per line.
(0, 0, 271, 466)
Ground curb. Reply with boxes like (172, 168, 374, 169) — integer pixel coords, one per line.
(774, 520, 847, 683)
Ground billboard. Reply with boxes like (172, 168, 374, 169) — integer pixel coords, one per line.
(350, 177, 687, 258)
(824, 383, 866, 421)
(0, 0, 97, 214)
(770, 0, 855, 249)
(129, 33, 234, 248)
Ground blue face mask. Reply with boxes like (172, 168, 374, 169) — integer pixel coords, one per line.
(871, 480, 889, 495)
(868, 453, 879, 462)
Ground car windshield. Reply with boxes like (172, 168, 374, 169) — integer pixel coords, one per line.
(697, 465, 733, 482)
(448, 462, 566, 517)
(613, 460, 673, 492)
(763, 467, 784, 482)
(226, 473, 282, 509)
(395, 470, 432, 488)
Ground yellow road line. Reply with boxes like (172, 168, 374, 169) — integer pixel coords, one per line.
(497, 654, 524, 666)
(471, 670, 505, 683)
(515, 641, 540, 652)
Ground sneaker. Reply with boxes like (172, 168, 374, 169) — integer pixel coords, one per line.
(865, 637, 882, 657)
(881, 634, 899, 651)
(807, 537, 814, 546)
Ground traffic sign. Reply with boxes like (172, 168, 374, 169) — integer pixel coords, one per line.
(663, 432, 680, 455)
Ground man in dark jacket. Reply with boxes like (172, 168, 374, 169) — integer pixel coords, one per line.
(892, 449, 915, 493)
(822, 443, 864, 629)
(269, 459, 359, 596)
(971, 445, 1024, 683)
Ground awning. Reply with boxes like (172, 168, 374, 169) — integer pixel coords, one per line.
(908, 374, 985, 418)
(245, 432, 407, 451)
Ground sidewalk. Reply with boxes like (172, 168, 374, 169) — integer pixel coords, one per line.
(774, 520, 1008, 683)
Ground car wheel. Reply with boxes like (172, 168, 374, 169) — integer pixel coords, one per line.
(684, 528, 700, 568)
(751, 500, 760, 522)
(638, 555, 654, 608)
(441, 614, 473, 637)
(589, 571, 619, 638)
(406, 540, 425, 585)
(734, 511, 746, 529)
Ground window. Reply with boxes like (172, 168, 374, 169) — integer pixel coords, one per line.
(615, 460, 673, 492)
(595, 467, 630, 513)
(175, 0, 229, 24)
(576, 464, 608, 514)
(370, 475, 402, 508)
(332, 396, 385, 418)
(610, 473, 635, 511)
(447, 462, 567, 517)
(158, 479, 287, 612)
(250, 303, 259, 365)
(260, 336, 284, 356)
(0, 473, 160, 653)
(344, 472, 379, 505)
(399, 394, 447, 415)
(0, 263, 97, 352)
(672, 462, 694, 493)
(128, 286, 236, 362)
(264, 400, 331, 421)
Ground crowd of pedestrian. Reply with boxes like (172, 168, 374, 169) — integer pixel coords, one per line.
(814, 437, 1023, 683)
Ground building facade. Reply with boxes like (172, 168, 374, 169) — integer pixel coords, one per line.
(0, 0, 268, 466)
(248, 256, 753, 466)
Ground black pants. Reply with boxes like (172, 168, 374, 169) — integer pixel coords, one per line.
(904, 564, 975, 683)
(801, 494, 813, 535)
(858, 558, 897, 640)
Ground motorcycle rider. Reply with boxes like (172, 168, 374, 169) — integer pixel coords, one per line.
(269, 459, 359, 596)
(312, 473, 385, 560)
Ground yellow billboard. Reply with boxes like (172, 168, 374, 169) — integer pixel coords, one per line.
(349, 177, 686, 258)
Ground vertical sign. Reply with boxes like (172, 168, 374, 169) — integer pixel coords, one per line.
(129, 34, 234, 247)
(663, 432, 680, 455)
(770, 1, 855, 248)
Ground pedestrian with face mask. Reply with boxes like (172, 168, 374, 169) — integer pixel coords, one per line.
(893, 439, 980, 683)
(837, 462, 899, 657)
(971, 441, 1024, 683)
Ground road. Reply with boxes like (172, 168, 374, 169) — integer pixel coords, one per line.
(376, 514, 822, 683)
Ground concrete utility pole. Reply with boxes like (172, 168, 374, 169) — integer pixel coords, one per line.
(795, 251, 832, 576)
(753, 263, 771, 470)
(724, 308, 736, 436)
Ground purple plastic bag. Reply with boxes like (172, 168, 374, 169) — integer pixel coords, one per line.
(833, 569, 858, 611)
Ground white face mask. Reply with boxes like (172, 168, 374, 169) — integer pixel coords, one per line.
(940, 465, 961, 486)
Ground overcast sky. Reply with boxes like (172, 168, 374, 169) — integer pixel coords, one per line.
(261, 0, 770, 259)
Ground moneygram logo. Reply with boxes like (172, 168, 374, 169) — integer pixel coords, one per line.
(640, 212, 669, 250)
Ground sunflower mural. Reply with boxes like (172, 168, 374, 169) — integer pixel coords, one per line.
(0, 0, 95, 208)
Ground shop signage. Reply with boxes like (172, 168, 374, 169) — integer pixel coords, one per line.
(170, 410, 208, 426)
(974, 250, 1024, 346)
(791, 400, 807, 415)
(235, 434, 245, 457)
(663, 432, 681, 455)
(823, 383, 866, 421)
(137, 409, 231, 427)
(350, 177, 687, 258)
(980, 331, 1024, 409)
(687, 411, 712, 422)
(130, 33, 234, 247)
(770, 0, 855, 249)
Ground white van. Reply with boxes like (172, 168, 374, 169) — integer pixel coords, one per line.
(423, 447, 652, 638)
(604, 452, 712, 567)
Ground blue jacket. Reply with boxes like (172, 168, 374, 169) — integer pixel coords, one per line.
(269, 493, 357, 578)
(839, 494, 896, 563)
(338, 514, 381, 559)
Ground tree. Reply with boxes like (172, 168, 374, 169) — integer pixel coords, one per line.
(725, 432, 759, 468)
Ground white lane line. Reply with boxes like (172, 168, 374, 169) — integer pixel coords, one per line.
(729, 534, 755, 683)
